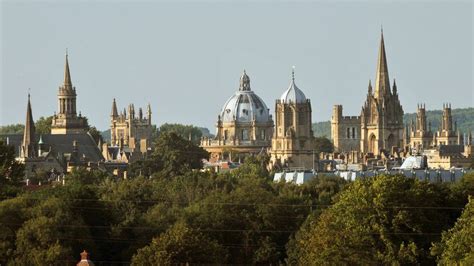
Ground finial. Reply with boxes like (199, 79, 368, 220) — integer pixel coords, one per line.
(381, 24, 383, 35)
(292, 65, 295, 81)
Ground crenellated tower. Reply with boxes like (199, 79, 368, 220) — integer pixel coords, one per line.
(110, 99, 153, 154)
(409, 103, 433, 150)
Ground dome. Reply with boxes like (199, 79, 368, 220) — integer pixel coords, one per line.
(280, 69, 307, 103)
(219, 71, 271, 123)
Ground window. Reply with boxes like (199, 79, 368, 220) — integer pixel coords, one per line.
(260, 129, 265, 140)
(224, 130, 228, 140)
(242, 129, 249, 140)
(352, 127, 356, 139)
(347, 128, 351, 139)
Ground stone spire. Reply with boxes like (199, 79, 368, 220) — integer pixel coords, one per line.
(111, 98, 118, 118)
(64, 51, 73, 89)
(374, 29, 391, 99)
(239, 70, 251, 91)
(147, 103, 152, 125)
(22, 93, 36, 158)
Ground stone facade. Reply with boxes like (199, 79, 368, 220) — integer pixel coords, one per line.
(51, 53, 88, 134)
(201, 71, 274, 162)
(109, 99, 152, 155)
(409, 104, 433, 151)
(270, 70, 315, 170)
(331, 105, 361, 153)
(331, 30, 404, 156)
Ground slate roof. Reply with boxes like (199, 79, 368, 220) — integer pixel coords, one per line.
(1, 133, 104, 162)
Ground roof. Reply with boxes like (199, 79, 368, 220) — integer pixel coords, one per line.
(1, 133, 103, 162)
(279, 69, 307, 104)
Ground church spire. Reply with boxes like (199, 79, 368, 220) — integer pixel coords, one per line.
(22, 93, 36, 158)
(64, 50, 72, 89)
(111, 98, 118, 118)
(374, 29, 391, 99)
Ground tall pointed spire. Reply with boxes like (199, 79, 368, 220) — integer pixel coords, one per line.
(111, 98, 118, 118)
(374, 28, 391, 99)
(22, 93, 36, 158)
(64, 50, 72, 88)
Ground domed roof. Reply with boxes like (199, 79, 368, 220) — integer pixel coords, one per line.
(280, 69, 307, 103)
(220, 71, 271, 124)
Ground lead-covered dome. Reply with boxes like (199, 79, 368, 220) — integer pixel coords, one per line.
(280, 69, 307, 103)
(220, 71, 271, 123)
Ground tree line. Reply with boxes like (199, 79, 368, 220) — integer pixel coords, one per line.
(0, 133, 473, 264)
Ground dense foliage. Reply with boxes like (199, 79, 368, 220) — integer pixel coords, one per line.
(0, 138, 472, 264)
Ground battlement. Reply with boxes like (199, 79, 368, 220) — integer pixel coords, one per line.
(341, 116, 360, 122)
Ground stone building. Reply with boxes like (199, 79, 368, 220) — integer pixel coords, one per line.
(201, 70, 274, 162)
(331, 30, 404, 156)
(104, 99, 153, 162)
(9, 54, 104, 179)
(433, 103, 461, 146)
(270, 69, 315, 170)
(408, 104, 433, 151)
(51, 53, 88, 134)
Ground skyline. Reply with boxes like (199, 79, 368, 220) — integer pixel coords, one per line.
(1, 1, 473, 131)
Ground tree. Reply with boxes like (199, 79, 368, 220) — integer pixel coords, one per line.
(88, 126, 103, 145)
(313, 136, 334, 153)
(0, 124, 24, 134)
(158, 123, 204, 145)
(35, 116, 53, 135)
(431, 196, 474, 264)
(0, 140, 24, 197)
(129, 132, 209, 177)
(131, 221, 227, 265)
(290, 175, 462, 265)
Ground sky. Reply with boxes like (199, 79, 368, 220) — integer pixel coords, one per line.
(1, 1, 473, 132)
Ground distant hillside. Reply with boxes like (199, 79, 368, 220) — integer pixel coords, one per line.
(313, 107, 474, 139)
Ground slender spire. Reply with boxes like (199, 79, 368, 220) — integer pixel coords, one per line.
(292, 66, 295, 82)
(111, 98, 118, 118)
(22, 93, 36, 158)
(64, 50, 72, 88)
(374, 29, 390, 99)
(368, 80, 373, 95)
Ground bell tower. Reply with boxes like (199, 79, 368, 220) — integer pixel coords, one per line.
(51, 52, 88, 134)
(270, 68, 315, 170)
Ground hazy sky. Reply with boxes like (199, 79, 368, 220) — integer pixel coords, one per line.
(1, 1, 473, 131)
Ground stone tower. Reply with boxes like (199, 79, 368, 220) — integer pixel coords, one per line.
(110, 99, 153, 154)
(51, 52, 88, 134)
(270, 69, 315, 170)
(435, 103, 459, 146)
(21, 94, 36, 158)
(360, 30, 404, 155)
(409, 103, 433, 150)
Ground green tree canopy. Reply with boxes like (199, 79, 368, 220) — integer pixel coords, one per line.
(129, 132, 209, 177)
(0, 124, 24, 134)
(289, 174, 463, 265)
(313, 136, 334, 153)
(0, 140, 24, 197)
(131, 221, 227, 265)
(431, 196, 474, 264)
(158, 123, 204, 144)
